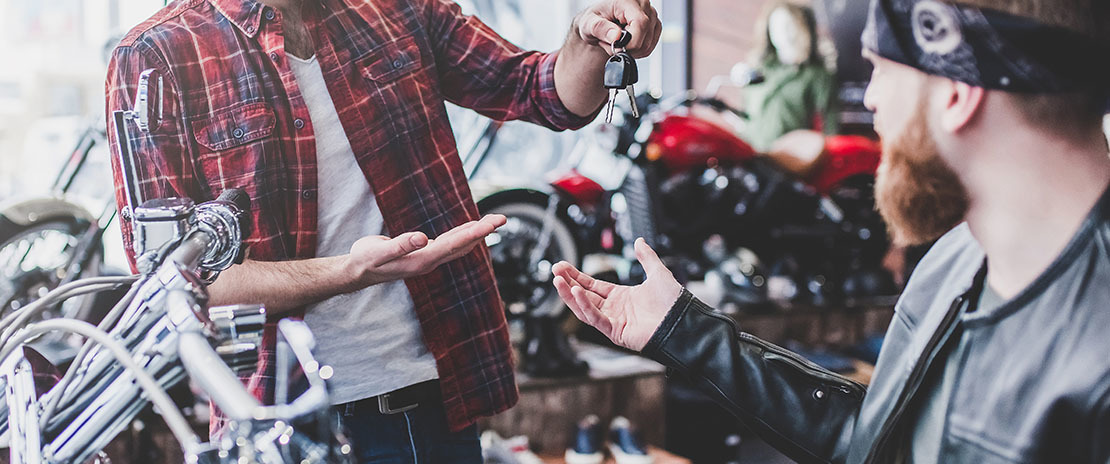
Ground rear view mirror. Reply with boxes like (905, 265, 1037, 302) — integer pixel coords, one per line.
(134, 68, 163, 133)
(112, 68, 163, 224)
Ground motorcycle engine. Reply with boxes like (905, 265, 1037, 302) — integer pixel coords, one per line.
(656, 162, 761, 250)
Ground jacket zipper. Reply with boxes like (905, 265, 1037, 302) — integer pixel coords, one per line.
(863, 263, 986, 464)
(740, 332, 867, 395)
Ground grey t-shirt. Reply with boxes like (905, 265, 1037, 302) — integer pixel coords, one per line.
(290, 54, 438, 404)
(908, 283, 1004, 463)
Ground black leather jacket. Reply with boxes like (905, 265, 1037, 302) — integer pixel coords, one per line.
(644, 220, 1110, 464)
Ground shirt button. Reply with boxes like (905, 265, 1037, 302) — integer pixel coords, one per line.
(294, 118, 305, 129)
(270, 52, 280, 62)
(232, 128, 245, 138)
(246, 25, 255, 34)
(392, 59, 404, 69)
(264, 8, 276, 21)
(302, 190, 315, 200)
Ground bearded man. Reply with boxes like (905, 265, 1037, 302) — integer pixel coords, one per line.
(552, 0, 1110, 462)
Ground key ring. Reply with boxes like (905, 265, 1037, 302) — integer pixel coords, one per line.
(611, 30, 632, 55)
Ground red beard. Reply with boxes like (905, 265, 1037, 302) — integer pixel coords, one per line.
(874, 108, 970, 246)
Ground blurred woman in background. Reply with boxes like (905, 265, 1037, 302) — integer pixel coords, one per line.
(741, 1, 839, 152)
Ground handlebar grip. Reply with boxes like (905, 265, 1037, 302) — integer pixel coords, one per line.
(216, 188, 252, 255)
(216, 188, 251, 214)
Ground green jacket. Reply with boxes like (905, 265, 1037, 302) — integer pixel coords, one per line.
(742, 60, 839, 152)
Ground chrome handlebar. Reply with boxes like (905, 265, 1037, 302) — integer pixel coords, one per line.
(0, 193, 345, 463)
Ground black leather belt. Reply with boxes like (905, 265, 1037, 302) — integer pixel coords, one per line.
(369, 379, 441, 415)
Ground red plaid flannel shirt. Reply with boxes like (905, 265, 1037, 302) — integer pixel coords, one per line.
(106, 0, 593, 434)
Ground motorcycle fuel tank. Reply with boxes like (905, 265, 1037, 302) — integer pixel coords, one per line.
(645, 115, 757, 173)
(551, 170, 606, 207)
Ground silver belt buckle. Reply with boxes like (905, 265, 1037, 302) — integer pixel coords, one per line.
(378, 392, 419, 415)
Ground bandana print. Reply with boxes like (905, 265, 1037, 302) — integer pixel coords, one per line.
(863, 0, 1110, 93)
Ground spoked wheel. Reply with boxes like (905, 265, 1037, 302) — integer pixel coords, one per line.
(483, 202, 578, 321)
(0, 216, 101, 343)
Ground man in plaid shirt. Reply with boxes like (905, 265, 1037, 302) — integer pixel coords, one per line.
(106, 0, 660, 461)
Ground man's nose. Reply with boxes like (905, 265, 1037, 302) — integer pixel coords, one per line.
(862, 80, 878, 113)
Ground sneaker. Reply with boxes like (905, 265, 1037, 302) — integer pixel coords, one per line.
(503, 435, 543, 464)
(481, 430, 518, 464)
(608, 416, 654, 464)
(481, 431, 543, 464)
(565, 415, 605, 464)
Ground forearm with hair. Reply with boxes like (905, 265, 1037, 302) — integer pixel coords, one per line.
(206, 257, 357, 315)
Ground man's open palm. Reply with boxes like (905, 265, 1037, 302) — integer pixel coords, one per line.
(553, 238, 682, 351)
(347, 214, 507, 287)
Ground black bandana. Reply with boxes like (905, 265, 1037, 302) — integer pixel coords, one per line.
(862, 0, 1110, 93)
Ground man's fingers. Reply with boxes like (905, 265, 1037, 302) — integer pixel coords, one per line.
(482, 214, 508, 229)
(435, 215, 504, 245)
(617, 5, 651, 51)
(556, 276, 609, 334)
(572, 284, 617, 335)
(572, 286, 614, 334)
(576, 283, 606, 309)
(555, 276, 589, 322)
(647, 10, 663, 54)
(634, 238, 669, 280)
(580, 12, 622, 46)
(469, 214, 507, 239)
(404, 216, 501, 268)
(552, 261, 616, 298)
(557, 276, 608, 334)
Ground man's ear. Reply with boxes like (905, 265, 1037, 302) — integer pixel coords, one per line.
(938, 79, 985, 133)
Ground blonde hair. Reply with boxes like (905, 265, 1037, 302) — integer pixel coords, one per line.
(749, 1, 822, 66)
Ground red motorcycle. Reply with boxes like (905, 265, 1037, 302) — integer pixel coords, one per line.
(474, 89, 892, 320)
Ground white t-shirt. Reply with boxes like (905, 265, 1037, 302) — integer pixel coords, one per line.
(290, 54, 438, 404)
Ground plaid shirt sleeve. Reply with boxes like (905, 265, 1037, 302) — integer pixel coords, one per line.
(105, 42, 206, 272)
(424, 0, 599, 131)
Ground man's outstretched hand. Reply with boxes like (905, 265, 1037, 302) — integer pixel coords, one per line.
(553, 238, 682, 351)
(346, 214, 507, 289)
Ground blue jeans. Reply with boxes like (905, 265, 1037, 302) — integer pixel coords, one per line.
(335, 396, 482, 464)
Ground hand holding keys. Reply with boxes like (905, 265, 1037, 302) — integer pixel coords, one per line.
(603, 30, 640, 124)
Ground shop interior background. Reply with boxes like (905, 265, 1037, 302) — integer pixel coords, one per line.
(4, 0, 1110, 463)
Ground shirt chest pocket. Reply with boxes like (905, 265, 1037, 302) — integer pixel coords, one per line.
(190, 101, 277, 188)
(357, 35, 435, 139)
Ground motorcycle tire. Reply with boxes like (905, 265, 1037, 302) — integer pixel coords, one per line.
(483, 201, 579, 320)
(0, 213, 105, 326)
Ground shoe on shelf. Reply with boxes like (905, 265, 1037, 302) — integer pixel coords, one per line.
(481, 430, 543, 464)
(565, 415, 605, 464)
(608, 416, 654, 464)
(481, 430, 520, 464)
(502, 435, 543, 464)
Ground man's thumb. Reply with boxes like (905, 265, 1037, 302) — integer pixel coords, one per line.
(382, 232, 428, 263)
(634, 238, 667, 279)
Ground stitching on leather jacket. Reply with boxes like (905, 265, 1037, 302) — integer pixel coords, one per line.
(659, 304, 832, 464)
(659, 291, 694, 343)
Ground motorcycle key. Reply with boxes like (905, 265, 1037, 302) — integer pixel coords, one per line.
(603, 31, 640, 123)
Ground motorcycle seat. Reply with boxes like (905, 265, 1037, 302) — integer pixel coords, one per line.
(766, 129, 827, 179)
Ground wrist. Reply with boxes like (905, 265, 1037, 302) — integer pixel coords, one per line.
(336, 255, 369, 293)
